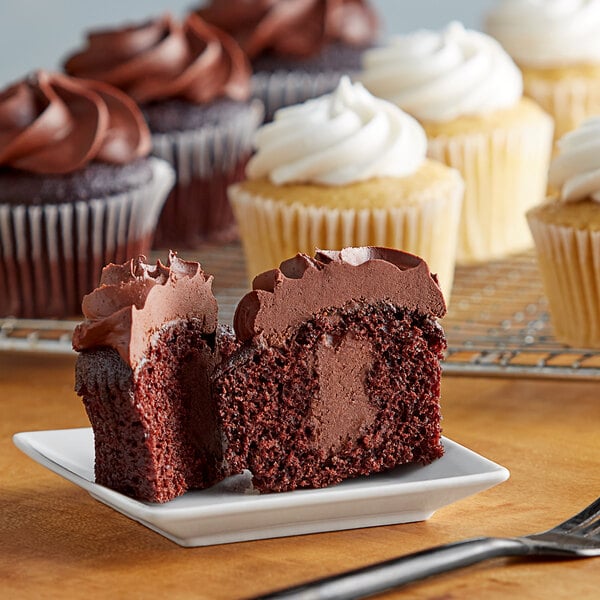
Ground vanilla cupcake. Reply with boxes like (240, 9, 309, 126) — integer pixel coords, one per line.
(487, 0, 600, 141)
(527, 117, 600, 348)
(228, 77, 464, 301)
(358, 22, 554, 264)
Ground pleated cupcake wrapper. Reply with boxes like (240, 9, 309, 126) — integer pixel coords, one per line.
(0, 158, 174, 319)
(252, 71, 345, 121)
(150, 101, 264, 247)
(427, 111, 554, 265)
(527, 215, 600, 348)
(524, 75, 600, 141)
(228, 183, 464, 303)
(151, 100, 263, 183)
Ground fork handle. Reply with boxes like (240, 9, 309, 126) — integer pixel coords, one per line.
(251, 537, 530, 600)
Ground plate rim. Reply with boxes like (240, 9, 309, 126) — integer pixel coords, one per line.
(13, 427, 510, 545)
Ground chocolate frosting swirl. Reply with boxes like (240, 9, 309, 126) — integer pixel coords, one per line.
(234, 247, 446, 343)
(0, 71, 150, 175)
(64, 14, 251, 104)
(73, 252, 218, 369)
(196, 0, 378, 59)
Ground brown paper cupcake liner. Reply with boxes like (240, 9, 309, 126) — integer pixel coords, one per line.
(229, 183, 464, 302)
(527, 216, 600, 348)
(427, 111, 553, 264)
(151, 101, 263, 248)
(0, 158, 174, 319)
(251, 71, 345, 122)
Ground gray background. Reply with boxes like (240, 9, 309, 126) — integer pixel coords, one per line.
(0, 1, 496, 87)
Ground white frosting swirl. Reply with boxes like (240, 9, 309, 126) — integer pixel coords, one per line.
(486, 0, 600, 68)
(246, 77, 427, 186)
(548, 117, 600, 202)
(358, 22, 523, 122)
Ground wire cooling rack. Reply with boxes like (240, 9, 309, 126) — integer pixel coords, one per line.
(1, 244, 599, 380)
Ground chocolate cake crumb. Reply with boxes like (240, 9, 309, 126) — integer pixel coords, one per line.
(76, 320, 222, 503)
(214, 301, 445, 493)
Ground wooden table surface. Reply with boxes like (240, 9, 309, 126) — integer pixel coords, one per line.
(1, 352, 599, 599)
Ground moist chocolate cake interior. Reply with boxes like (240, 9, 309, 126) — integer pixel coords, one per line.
(76, 319, 221, 503)
(215, 299, 446, 493)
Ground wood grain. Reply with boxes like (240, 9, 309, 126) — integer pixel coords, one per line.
(1, 352, 599, 599)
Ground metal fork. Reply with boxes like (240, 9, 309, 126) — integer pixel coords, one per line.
(251, 495, 600, 600)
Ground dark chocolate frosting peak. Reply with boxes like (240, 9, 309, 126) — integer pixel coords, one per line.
(234, 246, 446, 343)
(196, 0, 378, 59)
(73, 252, 218, 368)
(64, 14, 251, 104)
(0, 71, 150, 174)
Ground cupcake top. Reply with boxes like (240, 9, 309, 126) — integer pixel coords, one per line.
(64, 13, 251, 104)
(0, 71, 150, 175)
(72, 252, 218, 369)
(358, 22, 523, 123)
(196, 0, 378, 59)
(486, 0, 600, 68)
(548, 117, 600, 202)
(246, 76, 427, 185)
(234, 246, 446, 343)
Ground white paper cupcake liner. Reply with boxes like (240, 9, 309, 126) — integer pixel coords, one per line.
(252, 71, 345, 121)
(528, 215, 600, 348)
(524, 75, 600, 140)
(228, 182, 464, 303)
(0, 158, 174, 318)
(150, 101, 263, 247)
(427, 109, 554, 264)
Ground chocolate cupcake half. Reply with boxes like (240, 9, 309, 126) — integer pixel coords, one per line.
(215, 247, 446, 492)
(73, 253, 222, 502)
(0, 71, 174, 318)
(65, 13, 263, 247)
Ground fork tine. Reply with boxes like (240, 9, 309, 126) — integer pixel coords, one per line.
(550, 495, 600, 534)
(579, 519, 600, 539)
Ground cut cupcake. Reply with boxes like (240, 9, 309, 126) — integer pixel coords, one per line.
(214, 247, 447, 493)
(358, 22, 554, 264)
(0, 71, 173, 318)
(74, 245, 448, 499)
(196, 0, 380, 121)
(487, 0, 600, 140)
(73, 253, 222, 503)
(228, 76, 464, 302)
(64, 13, 263, 247)
(527, 117, 600, 348)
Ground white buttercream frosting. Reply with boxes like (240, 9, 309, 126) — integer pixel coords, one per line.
(548, 117, 600, 202)
(358, 22, 523, 123)
(486, 0, 600, 68)
(246, 77, 427, 186)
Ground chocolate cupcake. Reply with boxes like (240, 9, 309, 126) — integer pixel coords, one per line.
(74, 246, 446, 499)
(0, 71, 174, 319)
(214, 247, 446, 492)
(196, 0, 379, 121)
(65, 13, 263, 247)
(73, 253, 222, 502)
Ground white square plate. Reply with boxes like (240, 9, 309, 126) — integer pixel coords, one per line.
(13, 428, 509, 547)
